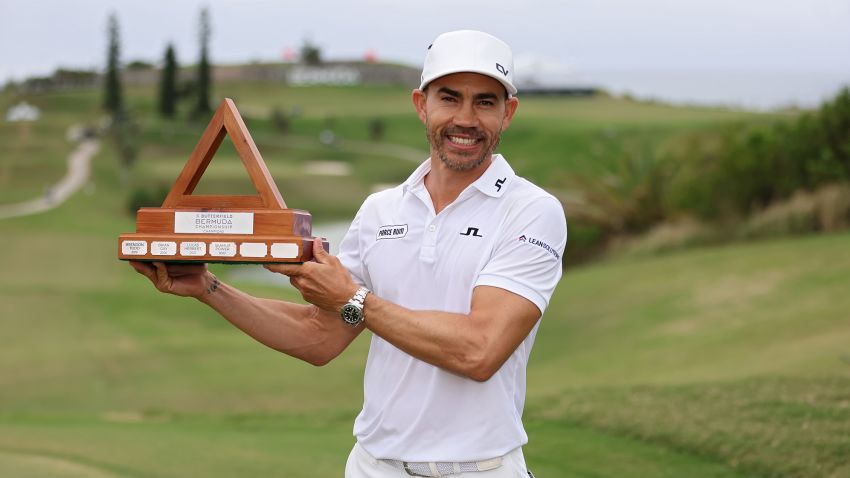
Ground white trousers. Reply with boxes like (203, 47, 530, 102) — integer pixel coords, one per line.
(345, 442, 530, 478)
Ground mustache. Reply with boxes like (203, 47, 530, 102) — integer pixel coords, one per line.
(442, 126, 485, 139)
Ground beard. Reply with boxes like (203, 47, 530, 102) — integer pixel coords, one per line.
(425, 121, 502, 172)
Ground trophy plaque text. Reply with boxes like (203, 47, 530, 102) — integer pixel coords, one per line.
(118, 98, 327, 263)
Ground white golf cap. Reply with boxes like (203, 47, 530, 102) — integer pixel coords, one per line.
(419, 30, 517, 96)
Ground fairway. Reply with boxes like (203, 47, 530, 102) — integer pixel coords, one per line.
(1, 83, 845, 477)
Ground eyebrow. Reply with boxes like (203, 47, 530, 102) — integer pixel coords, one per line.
(436, 86, 500, 102)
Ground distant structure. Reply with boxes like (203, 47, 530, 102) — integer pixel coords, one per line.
(514, 56, 598, 97)
(210, 61, 420, 88)
(286, 65, 361, 86)
(7, 58, 597, 96)
(518, 85, 597, 97)
(14, 69, 98, 93)
(5, 101, 40, 122)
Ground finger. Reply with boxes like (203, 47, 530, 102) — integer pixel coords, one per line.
(289, 276, 302, 290)
(152, 262, 172, 291)
(312, 237, 331, 263)
(129, 261, 157, 283)
(265, 263, 302, 276)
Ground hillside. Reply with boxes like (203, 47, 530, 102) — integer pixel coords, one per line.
(0, 83, 843, 477)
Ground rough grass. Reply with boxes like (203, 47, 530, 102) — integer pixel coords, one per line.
(531, 377, 850, 478)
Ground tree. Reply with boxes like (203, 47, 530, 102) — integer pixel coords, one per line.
(300, 39, 322, 65)
(192, 7, 212, 118)
(159, 44, 178, 118)
(103, 13, 124, 116)
(126, 60, 154, 70)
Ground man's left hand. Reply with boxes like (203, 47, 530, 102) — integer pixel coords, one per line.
(265, 237, 359, 312)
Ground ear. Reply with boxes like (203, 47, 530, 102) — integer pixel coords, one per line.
(500, 96, 520, 131)
(412, 89, 428, 124)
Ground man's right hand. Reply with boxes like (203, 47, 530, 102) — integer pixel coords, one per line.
(129, 261, 212, 298)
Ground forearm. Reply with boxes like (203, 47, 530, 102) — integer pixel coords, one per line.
(197, 277, 352, 365)
(359, 285, 541, 381)
(362, 294, 492, 380)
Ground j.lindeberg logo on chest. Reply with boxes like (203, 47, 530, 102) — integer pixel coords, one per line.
(376, 224, 408, 240)
(460, 227, 483, 237)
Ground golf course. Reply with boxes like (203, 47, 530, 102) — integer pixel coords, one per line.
(1, 80, 848, 478)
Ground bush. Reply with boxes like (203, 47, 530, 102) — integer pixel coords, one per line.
(567, 87, 850, 260)
(126, 184, 170, 216)
(670, 86, 850, 221)
(270, 107, 290, 134)
(567, 146, 673, 235)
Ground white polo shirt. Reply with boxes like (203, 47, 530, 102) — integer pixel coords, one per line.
(337, 154, 567, 462)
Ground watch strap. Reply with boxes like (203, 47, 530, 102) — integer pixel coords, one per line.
(350, 286, 369, 307)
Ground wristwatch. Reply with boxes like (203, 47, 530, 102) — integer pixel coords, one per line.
(340, 286, 370, 327)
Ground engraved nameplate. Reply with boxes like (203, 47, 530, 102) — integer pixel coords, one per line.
(174, 212, 254, 234)
(180, 241, 207, 256)
(122, 240, 148, 256)
(210, 242, 237, 257)
(151, 241, 177, 256)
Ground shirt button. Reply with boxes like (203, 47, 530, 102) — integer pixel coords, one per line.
(428, 224, 436, 232)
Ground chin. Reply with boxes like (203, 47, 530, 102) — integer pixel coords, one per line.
(438, 152, 488, 172)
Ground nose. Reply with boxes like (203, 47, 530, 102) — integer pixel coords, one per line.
(453, 100, 478, 127)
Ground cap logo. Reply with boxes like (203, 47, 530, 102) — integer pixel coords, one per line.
(496, 63, 509, 77)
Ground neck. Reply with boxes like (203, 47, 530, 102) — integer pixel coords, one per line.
(424, 154, 493, 214)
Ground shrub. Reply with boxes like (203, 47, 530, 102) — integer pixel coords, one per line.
(126, 184, 170, 216)
(670, 86, 850, 221)
(566, 146, 673, 235)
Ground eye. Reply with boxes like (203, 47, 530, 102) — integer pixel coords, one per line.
(478, 99, 495, 107)
(440, 95, 457, 103)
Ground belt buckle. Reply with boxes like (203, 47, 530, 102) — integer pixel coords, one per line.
(403, 461, 432, 477)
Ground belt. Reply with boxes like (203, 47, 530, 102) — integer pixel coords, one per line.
(383, 456, 502, 477)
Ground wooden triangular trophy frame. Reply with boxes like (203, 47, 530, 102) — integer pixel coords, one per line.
(118, 98, 327, 263)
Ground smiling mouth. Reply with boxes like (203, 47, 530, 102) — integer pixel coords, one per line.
(446, 135, 480, 146)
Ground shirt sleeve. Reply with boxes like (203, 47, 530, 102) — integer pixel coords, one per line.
(475, 196, 567, 314)
(337, 198, 369, 288)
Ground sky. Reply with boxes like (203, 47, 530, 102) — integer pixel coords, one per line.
(2, 0, 849, 109)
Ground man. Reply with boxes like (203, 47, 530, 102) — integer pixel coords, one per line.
(131, 30, 566, 478)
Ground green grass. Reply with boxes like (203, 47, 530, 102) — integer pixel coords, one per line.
(4, 192, 849, 476)
(0, 82, 843, 477)
(521, 232, 850, 477)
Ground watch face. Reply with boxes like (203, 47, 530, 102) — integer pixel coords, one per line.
(341, 304, 362, 325)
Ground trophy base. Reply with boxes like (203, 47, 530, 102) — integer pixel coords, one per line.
(118, 233, 328, 264)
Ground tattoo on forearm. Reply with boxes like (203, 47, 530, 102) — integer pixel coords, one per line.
(207, 275, 220, 294)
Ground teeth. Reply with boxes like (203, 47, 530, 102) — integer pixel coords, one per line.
(448, 136, 477, 146)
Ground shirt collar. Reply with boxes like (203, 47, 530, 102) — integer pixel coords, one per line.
(402, 154, 515, 198)
(471, 154, 515, 197)
(401, 158, 432, 193)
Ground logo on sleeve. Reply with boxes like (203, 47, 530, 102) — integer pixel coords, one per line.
(377, 224, 408, 240)
(518, 234, 560, 260)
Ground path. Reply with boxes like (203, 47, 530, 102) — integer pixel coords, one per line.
(0, 139, 99, 220)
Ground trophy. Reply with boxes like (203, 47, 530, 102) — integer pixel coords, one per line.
(118, 98, 327, 263)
